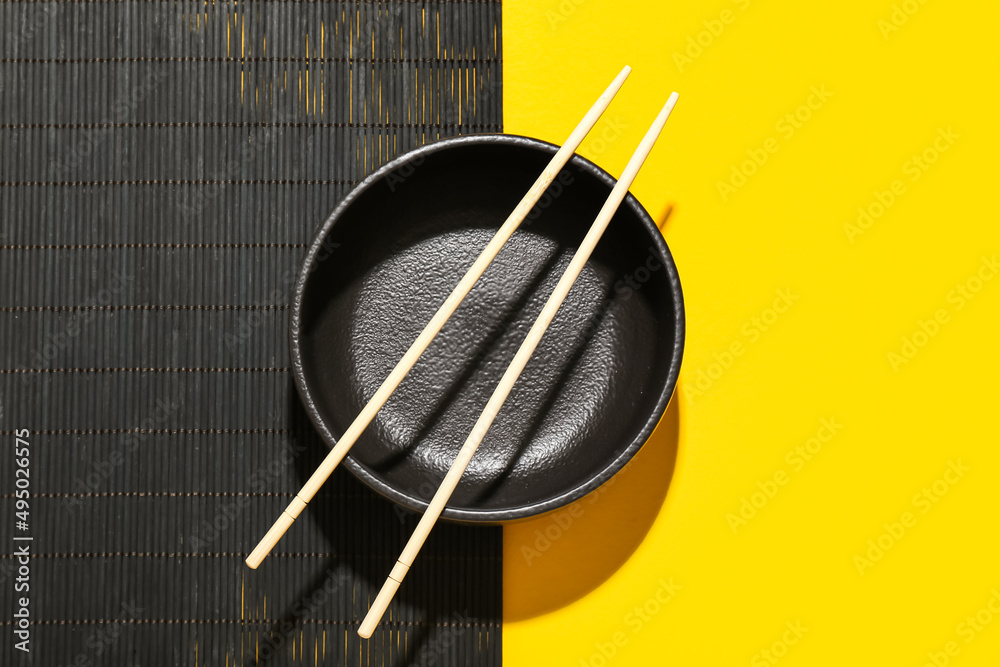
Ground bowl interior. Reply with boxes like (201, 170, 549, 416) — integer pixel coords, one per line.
(293, 136, 683, 522)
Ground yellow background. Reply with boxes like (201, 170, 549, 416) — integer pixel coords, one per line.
(502, 0, 1000, 665)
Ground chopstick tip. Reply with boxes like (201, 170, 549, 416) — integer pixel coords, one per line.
(662, 92, 680, 115)
(245, 550, 263, 569)
(611, 65, 632, 86)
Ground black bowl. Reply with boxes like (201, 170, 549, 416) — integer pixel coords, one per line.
(290, 134, 684, 522)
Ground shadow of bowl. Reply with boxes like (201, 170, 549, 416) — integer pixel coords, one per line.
(503, 392, 680, 621)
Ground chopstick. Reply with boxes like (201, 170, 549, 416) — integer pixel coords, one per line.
(245, 66, 634, 570)
(357, 91, 681, 638)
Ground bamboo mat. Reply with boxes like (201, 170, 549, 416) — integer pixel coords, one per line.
(0, 1, 503, 664)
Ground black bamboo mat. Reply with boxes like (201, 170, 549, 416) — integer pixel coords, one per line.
(0, 1, 503, 664)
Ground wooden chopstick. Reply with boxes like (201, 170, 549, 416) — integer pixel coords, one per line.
(357, 91, 681, 638)
(245, 66, 633, 569)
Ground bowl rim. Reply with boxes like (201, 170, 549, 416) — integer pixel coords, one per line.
(289, 133, 685, 523)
